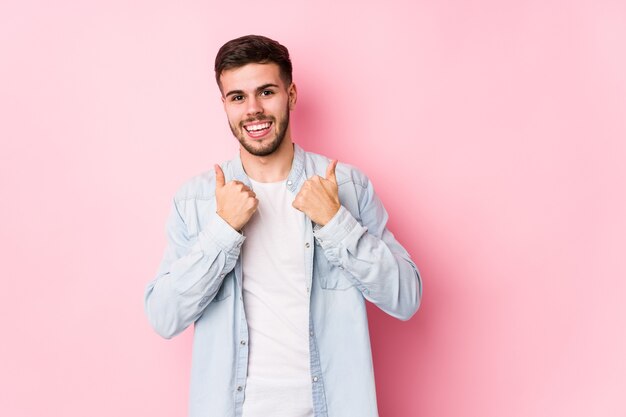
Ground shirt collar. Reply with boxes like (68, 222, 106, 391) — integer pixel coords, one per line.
(231, 143, 306, 192)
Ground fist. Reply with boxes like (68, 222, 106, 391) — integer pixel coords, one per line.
(292, 160, 340, 226)
(214, 164, 258, 231)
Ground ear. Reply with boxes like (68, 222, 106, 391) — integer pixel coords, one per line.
(288, 83, 297, 110)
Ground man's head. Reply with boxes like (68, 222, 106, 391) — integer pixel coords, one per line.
(215, 35, 297, 157)
(215, 35, 293, 93)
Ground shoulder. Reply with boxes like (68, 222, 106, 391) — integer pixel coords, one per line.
(172, 171, 215, 203)
(302, 149, 370, 190)
(171, 159, 236, 203)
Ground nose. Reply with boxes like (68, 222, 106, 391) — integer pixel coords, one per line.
(246, 95, 263, 117)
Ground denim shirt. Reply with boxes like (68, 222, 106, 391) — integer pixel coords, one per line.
(144, 144, 422, 417)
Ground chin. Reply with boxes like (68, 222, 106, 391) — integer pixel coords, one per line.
(240, 137, 283, 157)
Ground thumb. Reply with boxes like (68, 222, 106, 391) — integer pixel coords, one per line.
(325, 159, 338, 184)
(214, 164, 226, 188)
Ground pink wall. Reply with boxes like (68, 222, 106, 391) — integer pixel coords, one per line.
(1, 0, 625, 416)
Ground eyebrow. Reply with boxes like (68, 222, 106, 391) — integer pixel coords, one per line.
(225, 83, 280, 98)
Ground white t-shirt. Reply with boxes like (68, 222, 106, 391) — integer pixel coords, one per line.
(241, 179, 314, 417)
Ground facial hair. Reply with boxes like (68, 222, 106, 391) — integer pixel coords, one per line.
(229, 104, 290, 157)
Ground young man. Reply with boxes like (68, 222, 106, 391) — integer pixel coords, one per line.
(145, 35, 422, 417)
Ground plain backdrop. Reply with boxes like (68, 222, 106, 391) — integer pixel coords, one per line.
(1, 0, 625, 416)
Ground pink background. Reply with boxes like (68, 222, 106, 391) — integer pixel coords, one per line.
(1, 0, 625, 416)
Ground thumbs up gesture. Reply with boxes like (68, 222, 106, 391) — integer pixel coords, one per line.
(292, 160, 340, 226)
(214, 165, 258, 231)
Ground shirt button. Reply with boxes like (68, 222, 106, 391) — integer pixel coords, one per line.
(305, 242, 310, 248)
(287, 180, 293, 186)
(237, 386, 243, 392)
(240, 340, 247, 345)
(312, 376, 319, 382)
(338, 266, 344, 270)
(310, 331, 314, 337)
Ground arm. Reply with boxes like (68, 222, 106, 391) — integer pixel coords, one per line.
(313, 174, 422, 321)
(145, 165, 257, 339)
(144, 198, 244, 339)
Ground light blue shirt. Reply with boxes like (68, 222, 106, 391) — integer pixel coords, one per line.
(144, 144, 422, 417)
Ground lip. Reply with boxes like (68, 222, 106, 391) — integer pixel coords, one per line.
(243, 119, 272, 128)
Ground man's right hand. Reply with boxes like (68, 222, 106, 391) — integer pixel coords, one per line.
(214, 164, 258, 231)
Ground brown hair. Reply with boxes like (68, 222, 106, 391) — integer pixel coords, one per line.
(214, 35, 293, 90)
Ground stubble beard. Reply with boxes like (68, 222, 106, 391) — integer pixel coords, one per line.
(230, 106, 290, 157)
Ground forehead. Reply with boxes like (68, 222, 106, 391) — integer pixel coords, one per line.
(220, 62, 285, 92)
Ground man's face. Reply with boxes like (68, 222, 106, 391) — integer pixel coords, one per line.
(220, 63, 296, 157)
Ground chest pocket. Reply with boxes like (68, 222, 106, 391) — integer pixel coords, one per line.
(314, 244, 355, 290)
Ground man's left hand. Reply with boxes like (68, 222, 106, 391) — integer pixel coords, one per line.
(292, 160, 340, 226)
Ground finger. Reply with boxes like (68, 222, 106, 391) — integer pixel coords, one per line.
(292, 197, 303, 211)
(325, 159, 338, 183)
(214, 164, 225, 188)
(247, 197, 259, 210)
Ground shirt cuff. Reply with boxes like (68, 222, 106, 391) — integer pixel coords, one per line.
(313, 205, 359, 248)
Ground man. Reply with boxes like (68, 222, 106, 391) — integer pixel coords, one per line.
(145, 34, 422, 417)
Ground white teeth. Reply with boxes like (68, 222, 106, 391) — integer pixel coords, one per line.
(246, 122, 270, 132)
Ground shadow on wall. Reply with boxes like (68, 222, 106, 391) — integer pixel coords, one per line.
(367, 225, 460, 417)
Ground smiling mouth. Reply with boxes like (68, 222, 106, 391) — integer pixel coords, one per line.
(244, 121, 272, 132)
(243, 121, 273, 138)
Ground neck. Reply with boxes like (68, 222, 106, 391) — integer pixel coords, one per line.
(240, 135, 295, 183)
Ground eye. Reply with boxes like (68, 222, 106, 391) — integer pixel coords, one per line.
(231, 95, 244, 102)
(260, 90, 274, 97)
